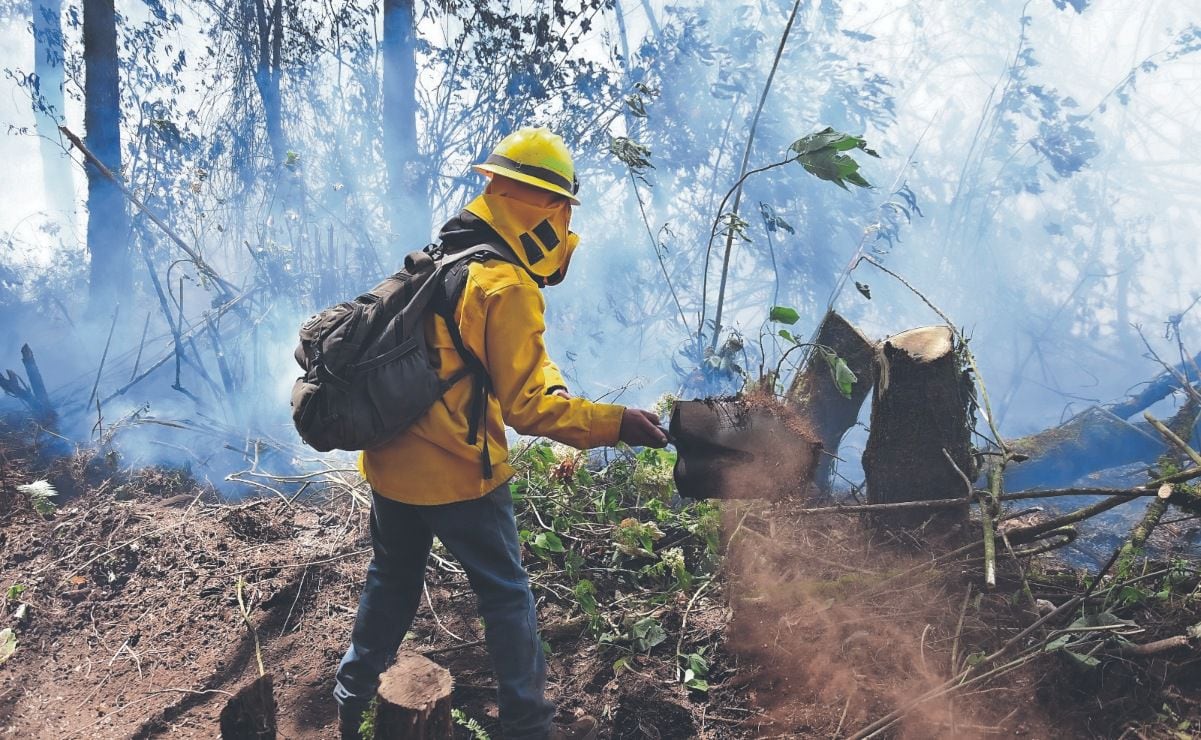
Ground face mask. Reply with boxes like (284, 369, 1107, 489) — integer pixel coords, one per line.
(465, 179, 578, 283)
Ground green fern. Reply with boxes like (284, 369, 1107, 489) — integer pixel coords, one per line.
(452, 708, 490, 740)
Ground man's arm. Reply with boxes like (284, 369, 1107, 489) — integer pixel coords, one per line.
(480, 282, 624, 448)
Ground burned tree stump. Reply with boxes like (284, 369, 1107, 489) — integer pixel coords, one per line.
(373, 653, 454, 740)
(862, 326, 975, 528)
(219, 674, 276, 739)
(786, 311, 876, 493)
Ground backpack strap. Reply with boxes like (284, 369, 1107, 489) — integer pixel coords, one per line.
(431, 243, 512, 479)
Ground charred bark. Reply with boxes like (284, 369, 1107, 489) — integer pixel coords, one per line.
(373, 653, 454, 740)
(83, 0, 130, 310)
(786, 311, 876, 493)
(862, 326, 975, 528)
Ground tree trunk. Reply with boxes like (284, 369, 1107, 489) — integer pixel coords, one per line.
(83, 0, 130, 311)
(862, 326, 975, 528)
(786, 311, 876, 493)
(248, 0, 286, 167)
(1005, 405, 1164, 490)
(218, 674, 276, 739)
(373, 653, 454, 740)
(382, 0, 428, 247)
(33, 0, 74, 225)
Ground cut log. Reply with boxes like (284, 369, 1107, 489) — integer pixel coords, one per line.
(374, 653, 454, 740)
(219, 674, 276, 740)
(786, 311, 876, 493)
(862, 326, 975, 528)
(1005, 406, 1164, 490)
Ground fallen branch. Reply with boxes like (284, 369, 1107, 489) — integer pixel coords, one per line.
(1116, 635, 1196, 657)
(60, 125, 239, 300)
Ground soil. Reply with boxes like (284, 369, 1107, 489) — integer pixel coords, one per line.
(0, 426, 732, 739)
(2, 420, 1198, 739)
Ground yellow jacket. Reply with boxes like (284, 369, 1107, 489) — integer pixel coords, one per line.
(361, 255, 625, 505)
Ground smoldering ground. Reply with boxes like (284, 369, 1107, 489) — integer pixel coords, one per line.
(721, 503, 1054, 739)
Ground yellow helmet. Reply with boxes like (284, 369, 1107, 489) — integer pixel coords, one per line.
(473, 127, 580, 205)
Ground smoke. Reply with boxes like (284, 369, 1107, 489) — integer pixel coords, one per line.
(0, 0, 1197, 511)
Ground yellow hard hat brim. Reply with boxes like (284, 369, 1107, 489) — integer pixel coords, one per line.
(473, 163, 580, 205)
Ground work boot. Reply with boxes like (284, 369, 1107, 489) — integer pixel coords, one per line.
(548, 715, 599, 740)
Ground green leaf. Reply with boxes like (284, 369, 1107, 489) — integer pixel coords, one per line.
(5, 583, 25, 601)
(631, 617, 666, 651)
(819, 349, 858, 399)
(573, 579, 598, 617)
(533, 531, 565, 554)
(777, 329, 796, 343)
(1064, 649, 1101, 669)
(0, 628, 15, 665)
(685, 676, 710, 692)
(770, 306, 800, 325)
(788, 127, 877, 190)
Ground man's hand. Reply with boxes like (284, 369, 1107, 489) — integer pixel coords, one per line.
(619, 408, 669, 448)
(550, 387, 571, 400)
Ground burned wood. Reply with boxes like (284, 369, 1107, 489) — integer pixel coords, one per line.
(205, 313, 236, 395)
(785, 311, 875, 493)
(130, 311, 151, 382)
(1, 345, 58, 427)
(1115, 401, 1201, 576)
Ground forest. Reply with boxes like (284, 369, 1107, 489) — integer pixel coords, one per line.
(0, 0, 1200, 737)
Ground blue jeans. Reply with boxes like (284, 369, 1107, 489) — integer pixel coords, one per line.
(334, 486, 555, 740)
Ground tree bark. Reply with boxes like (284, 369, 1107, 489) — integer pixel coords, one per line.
(247, 0, 286, 167)
(786, 311, 876, 493)
(83, 0, 130, 310)
(1005, 405, 1164, 490)
(862, 326, 975, 528)
(373, 653, 454, 740)
(33, 0, 74, 224)
(382, 0, 428, 246)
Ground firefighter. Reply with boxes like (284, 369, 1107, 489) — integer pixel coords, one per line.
(334, 127, 669, 740)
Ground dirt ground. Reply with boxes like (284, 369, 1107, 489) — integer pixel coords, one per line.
(3, 423, 1199, 739)
(0, 430, 737, 739)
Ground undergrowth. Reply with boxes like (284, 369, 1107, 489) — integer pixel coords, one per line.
(507, 439, 723, 693)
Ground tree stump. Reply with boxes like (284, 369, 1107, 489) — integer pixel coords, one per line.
(219, 674, 276, 739)
(862, 326, 975, 529)
(786, 311, 876, 493)
(374, 653, 454, 740)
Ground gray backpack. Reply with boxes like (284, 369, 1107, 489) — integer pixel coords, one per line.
(290, 244, 506, 474)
